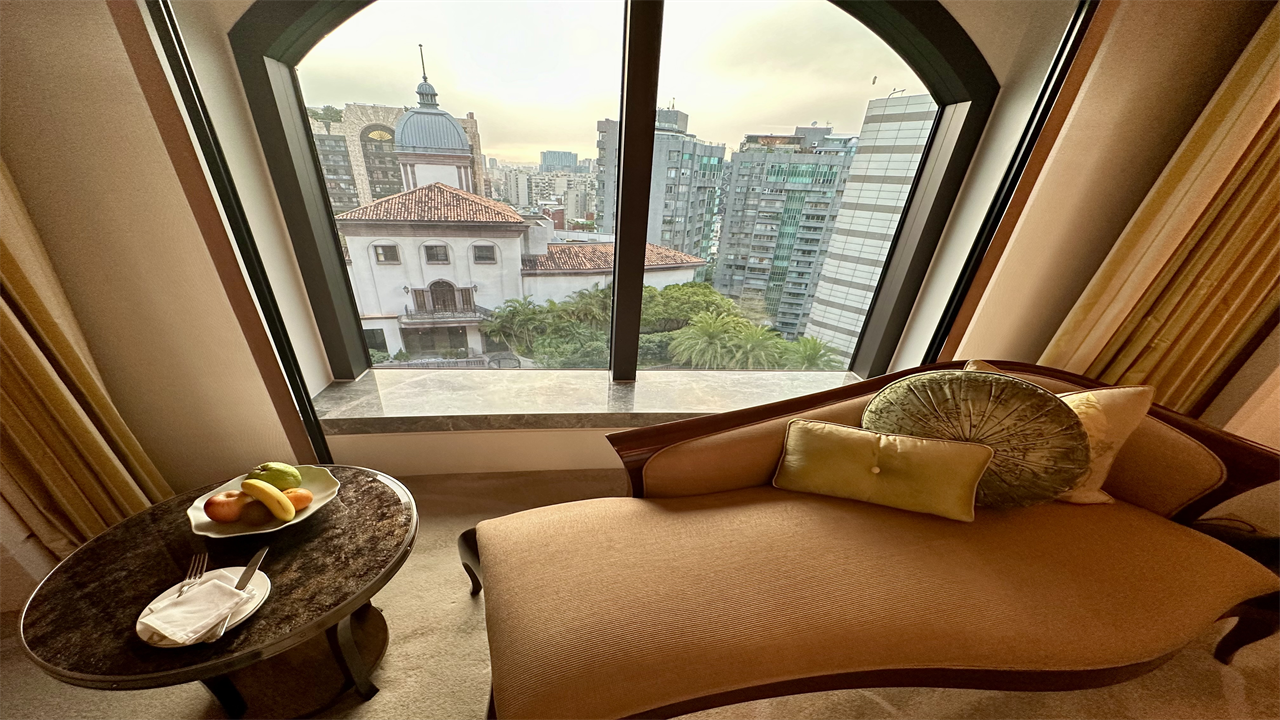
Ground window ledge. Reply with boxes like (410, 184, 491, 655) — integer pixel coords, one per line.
(313, 369, 862, 434)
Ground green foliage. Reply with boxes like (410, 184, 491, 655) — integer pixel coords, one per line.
(392, 348, 410, 362)
(668, 312, 751, 369)
(480, 297, 547, 355)
(641, 282, 738, 332)
(637, 332, 676, 367)
(731, 325, 787, 370)
(475, 284, 846, 371)
(307, 105, 344, 124)
(368, 349, 392, 364)
(784, 336, 844, 370)
(532, 330, 609, 368)
(560, 283, 612, 331)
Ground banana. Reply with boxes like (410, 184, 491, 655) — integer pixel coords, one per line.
(240, 478, 296, 521)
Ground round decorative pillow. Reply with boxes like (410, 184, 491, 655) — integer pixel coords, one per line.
(862, 370, 1090, 508)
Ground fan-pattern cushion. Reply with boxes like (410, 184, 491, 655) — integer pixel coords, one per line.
(862, 370, 1090, 508)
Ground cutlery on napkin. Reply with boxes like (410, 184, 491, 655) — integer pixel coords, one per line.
(137, 569, 257, 645)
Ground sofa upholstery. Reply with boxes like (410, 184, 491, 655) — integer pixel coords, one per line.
(479, 489, 1276, 719)
(469, 362, 1279, 719)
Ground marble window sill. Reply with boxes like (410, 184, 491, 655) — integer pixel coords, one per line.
(313, 369, 863, 434)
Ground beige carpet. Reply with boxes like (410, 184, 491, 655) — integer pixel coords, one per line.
(2, 470, 1276, 720)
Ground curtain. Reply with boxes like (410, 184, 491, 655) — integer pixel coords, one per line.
(1040, 6, 1279, 414)
(0, 159, 172, 558)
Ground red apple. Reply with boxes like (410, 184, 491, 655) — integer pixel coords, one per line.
(203, 490, 252, 523)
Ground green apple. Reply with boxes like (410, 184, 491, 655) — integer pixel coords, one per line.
(246, 461, 302, 490)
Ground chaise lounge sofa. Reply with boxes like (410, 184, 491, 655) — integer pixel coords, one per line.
(459, 361, 1279, 719)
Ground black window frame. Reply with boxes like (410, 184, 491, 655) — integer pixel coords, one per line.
(214, 0, 1093, 387)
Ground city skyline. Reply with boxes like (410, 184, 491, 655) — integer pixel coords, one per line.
(296, 0, 927, 164)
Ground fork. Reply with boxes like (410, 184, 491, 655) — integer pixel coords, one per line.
(176, 553, 207, 598)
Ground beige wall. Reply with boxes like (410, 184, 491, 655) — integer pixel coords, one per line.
(167, 0, 334, 398)
(328, 430, 626, 478)
(954, 0, 1273, 362)
(0, 0, 296, 492)
(892, 0, 1079, 370)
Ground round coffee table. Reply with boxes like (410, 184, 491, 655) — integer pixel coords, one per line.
(20, 465, 417, 719)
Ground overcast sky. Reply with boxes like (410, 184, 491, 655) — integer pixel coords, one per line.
(297, 0, 927, 163)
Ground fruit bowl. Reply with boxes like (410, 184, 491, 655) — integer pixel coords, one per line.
(187, 466, 341, 538)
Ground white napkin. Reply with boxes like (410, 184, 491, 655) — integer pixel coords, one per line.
(138, 568, 257, 645)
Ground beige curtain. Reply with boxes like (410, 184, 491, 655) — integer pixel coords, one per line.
(1040, 6, 1280, 413)
(0, 159, 171, 558)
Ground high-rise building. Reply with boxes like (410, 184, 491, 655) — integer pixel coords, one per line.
(593, 109, 724, 263)
(540, 150, 579, 173)
(595, 119, 620, 234)
(712, 127, 857, 339)
(649, 109, 725, 266)
(308, 103, 405, 213)
(805, 93, 938, 359)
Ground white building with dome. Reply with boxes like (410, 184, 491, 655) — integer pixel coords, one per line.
(394, 76, 478, 194)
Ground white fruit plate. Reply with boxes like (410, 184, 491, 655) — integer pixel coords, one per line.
(187, 466, 341, 538)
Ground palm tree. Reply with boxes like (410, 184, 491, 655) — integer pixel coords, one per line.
(784, 336, 844, 370)
(561, 283, 612, 331)
(732, 326, 787, 369)
(481, 297, 545, 354)
(668, 312, 750, 369)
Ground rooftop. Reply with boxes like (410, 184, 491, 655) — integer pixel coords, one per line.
(336, 183, 525, 224)
(522, 242, 705, 273)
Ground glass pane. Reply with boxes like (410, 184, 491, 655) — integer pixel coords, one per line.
(297, 1, 624, 369)
(629, 0, 937, 371)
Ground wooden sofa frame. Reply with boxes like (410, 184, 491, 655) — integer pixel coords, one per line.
(459, 360, 1279, 719)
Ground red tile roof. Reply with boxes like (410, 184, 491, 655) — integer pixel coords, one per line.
(522, 243, 705, 273)
(336, 183, 525, 223)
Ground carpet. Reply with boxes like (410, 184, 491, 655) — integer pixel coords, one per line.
(2, 469, 1275, 720)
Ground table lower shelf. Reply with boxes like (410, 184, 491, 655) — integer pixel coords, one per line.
(204, 603, 389, 719)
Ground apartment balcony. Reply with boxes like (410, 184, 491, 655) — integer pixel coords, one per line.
(400, 305, 493, 326)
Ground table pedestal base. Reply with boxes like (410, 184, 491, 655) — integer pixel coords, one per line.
(202, 603, 388, 719)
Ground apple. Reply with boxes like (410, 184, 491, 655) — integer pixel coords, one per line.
(282, 487, 313, 511)
(204, 491, 252, 524)
(239, 501, 275, 526)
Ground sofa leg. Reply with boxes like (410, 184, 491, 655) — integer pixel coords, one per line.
(1216, 592, 1279, 665)
(459, 527, 483, 596)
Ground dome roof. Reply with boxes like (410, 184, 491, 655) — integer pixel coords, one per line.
(395, 108, 471, 154)
(395, 76, 471, 154)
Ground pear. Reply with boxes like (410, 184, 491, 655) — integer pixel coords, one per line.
(246, 461, 302, 490)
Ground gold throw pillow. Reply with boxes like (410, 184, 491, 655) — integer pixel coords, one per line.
(772, 419, 994, 522)
(963, 360, 1155, 504)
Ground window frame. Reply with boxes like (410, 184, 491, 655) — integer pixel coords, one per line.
(373, 244, 400, 264)
(222, 0, 1085, 387)
(472, 244, 497, 264)
(423, 245, 450, 264)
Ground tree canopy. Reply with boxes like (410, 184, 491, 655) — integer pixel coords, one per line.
(478, 282, 845, 370)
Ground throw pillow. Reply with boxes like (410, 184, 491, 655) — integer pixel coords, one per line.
(772, 419, 993, 522)
(962, 360, 1155, 504)
(862, 370, 1091, 508)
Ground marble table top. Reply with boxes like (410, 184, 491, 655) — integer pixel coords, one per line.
(21, 466, 417, 689)
(314, 369, 863, 433)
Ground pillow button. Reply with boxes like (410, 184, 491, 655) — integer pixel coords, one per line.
(870, 466, 881, 474)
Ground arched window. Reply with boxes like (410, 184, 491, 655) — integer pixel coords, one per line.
(429, 280, 457, 312)
(226, 0, 1087, 382)
(360, 125, 402, 199)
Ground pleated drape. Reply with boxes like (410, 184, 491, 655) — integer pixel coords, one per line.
(0, 159, 172, 558)
(1040, 6, 1279, 414)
